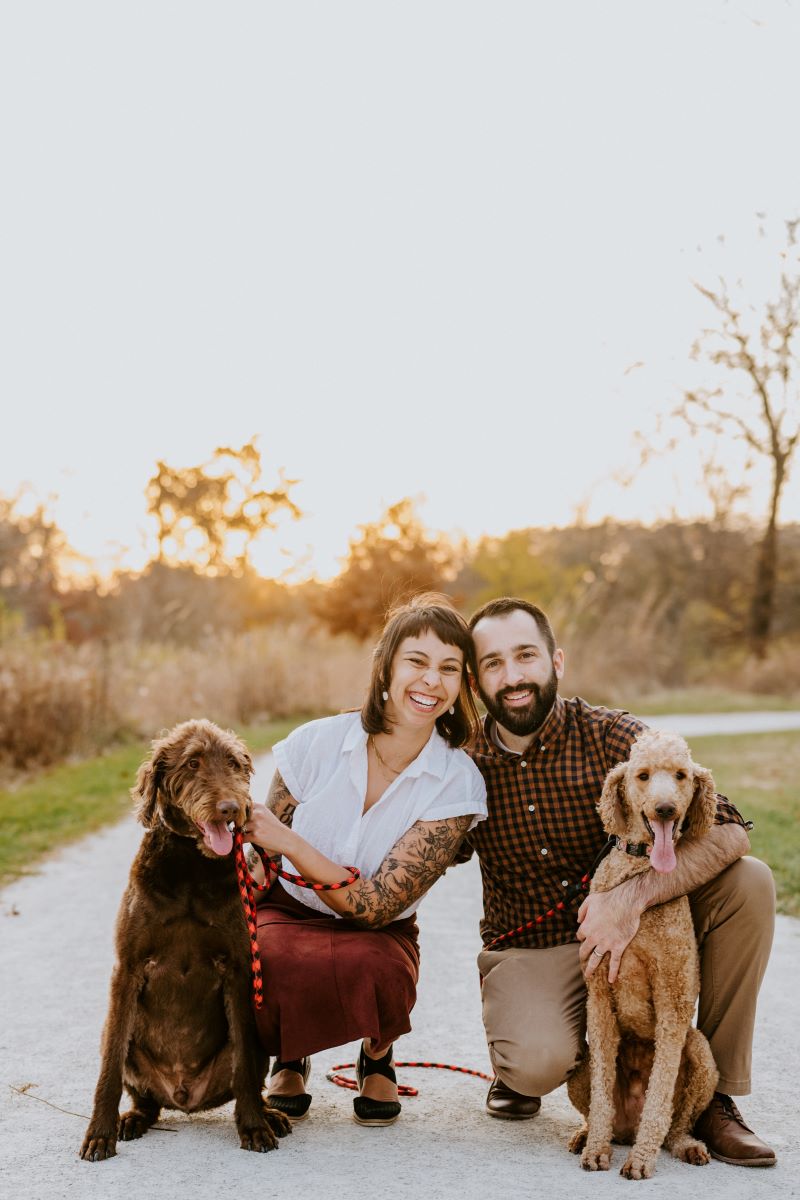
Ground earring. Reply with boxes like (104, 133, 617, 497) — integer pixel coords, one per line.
(382, 690, 389, 702)
(449, 706, 455, 715)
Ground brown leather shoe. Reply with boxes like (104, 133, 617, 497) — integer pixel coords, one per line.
(485, 1076, 541, 1120)
(695, 1094, 776, 1167)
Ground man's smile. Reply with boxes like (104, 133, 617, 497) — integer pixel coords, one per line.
(499, 687, 535, 707)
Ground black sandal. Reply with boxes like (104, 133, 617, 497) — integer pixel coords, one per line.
(353, 1042, 401, 1126)
(267, 1057, 312, 1120)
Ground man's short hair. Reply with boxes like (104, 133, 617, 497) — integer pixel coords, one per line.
(468, 597, 557, 663)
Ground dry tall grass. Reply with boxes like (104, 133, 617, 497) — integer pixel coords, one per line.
(2, 621, 799, 774)
(0, 625, 371, 771)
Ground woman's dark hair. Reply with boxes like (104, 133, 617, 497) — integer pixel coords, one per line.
(361, 592, 479, 748)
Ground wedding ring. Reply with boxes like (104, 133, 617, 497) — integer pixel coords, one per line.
(591, 948, 603, 957)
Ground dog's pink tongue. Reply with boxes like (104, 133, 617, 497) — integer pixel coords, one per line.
(200, 820, 233, 856)
(649, 819, 677, 873)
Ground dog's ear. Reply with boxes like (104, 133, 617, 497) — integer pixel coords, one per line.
(685, 764, 717, 838)
(132, 748, 166, 828)
(597, 762, 629, 836)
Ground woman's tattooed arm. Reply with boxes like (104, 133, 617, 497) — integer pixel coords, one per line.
(249, 770, 299, 880)
(340, 814, 474, 929)
(266, 770, 298, 828)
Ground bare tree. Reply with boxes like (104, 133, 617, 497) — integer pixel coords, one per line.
(678, 220, 800, 658)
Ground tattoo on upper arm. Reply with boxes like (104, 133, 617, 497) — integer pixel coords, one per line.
(342, 814, 473, 929)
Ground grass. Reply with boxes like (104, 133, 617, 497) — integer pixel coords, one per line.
(0, 716, 312, 889)
(690, 730, 800, 917)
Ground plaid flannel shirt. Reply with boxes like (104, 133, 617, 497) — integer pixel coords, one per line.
(461, 695, 747, 950)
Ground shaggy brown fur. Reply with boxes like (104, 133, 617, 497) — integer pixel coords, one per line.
(567, 730, 719, 1180)
(80, 719, 291, 1161)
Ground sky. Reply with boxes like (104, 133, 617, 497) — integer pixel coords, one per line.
(2, 0, 800, 581)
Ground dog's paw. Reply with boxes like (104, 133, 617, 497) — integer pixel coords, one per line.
(672, 1138, 711, 1166)
(79, 1130, 118, 1162)
(620, 1151, 656, 1180)
(118, 1109, 155, 1141)
(239, 1123, 280, 1153)
(263, 1104, 293, 1138)
(581, 1144, 612, 1171)
(569, 1125, 588, 1154)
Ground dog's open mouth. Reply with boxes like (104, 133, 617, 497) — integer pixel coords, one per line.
(641, 814, 678, 874)
(197, 820, 234, 856)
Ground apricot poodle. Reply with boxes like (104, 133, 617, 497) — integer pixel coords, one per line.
(567, 730, 719, 1180)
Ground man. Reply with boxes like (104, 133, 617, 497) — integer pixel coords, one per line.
(461, 596, 776, 1167)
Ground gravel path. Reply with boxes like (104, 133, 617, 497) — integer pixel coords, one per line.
(646, 711, 800, 738)
(1, 750, 797, 1199)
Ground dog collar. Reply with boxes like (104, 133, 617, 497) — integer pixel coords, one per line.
(610, 834, 650, 858)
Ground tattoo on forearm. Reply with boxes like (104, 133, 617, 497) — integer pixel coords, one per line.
(266, 770, 297, 828)
(343, 815, 473, 929)
(265, 770, 297, 865)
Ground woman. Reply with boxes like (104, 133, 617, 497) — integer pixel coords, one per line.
(243, 593, 487, 1126)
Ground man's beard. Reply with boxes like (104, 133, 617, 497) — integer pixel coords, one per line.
(479, 668, 558, 737)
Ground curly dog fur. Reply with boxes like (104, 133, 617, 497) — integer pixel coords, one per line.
(567, 730, 719, 1180)
(80, 719, 291, 1161)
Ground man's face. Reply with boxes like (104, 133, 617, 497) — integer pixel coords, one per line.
(472, 609, 564, 737)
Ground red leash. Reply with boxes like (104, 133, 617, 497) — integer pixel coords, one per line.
(233, 830, 360, 1010)
(482, 873, 591, 951)
(326, 1060, 492, 1095)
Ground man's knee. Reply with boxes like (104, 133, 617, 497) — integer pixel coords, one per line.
(491, 1033, 581, 1098)
(691, 854, 775, 945)
(714, 855, 775, 922)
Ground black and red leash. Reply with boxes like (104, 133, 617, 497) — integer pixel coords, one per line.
(326, 1060, 493, 1094)
(483, 873, 591, 950)
(233, 829, 360, 1010)
(234, 829, 602, 1091)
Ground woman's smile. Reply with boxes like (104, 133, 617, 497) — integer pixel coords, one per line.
(385, 630, 464, 728)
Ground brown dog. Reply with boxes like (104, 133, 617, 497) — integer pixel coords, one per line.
(567, 730, 719, 1180)
(80, 719, 291, 1160)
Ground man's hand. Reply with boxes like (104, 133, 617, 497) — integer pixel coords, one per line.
(577, 888, 644, 984)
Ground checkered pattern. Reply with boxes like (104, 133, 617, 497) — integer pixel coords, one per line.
(462, 696, 748, 950)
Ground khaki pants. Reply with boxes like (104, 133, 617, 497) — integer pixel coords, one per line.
(477, 857, 775, 1098)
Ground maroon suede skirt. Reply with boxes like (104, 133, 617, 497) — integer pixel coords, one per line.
(254, 882, 420, 1061)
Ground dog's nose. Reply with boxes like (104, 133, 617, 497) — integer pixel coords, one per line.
(655, 802, 677, 820)
(216, 799, 240, 819)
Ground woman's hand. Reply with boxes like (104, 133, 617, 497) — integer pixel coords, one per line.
(243, 804, 294, 856)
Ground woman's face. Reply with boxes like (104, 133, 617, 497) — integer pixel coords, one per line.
(385, 629, 464, 731)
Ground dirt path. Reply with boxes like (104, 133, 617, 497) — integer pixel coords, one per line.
(1, 750, 797, 1199)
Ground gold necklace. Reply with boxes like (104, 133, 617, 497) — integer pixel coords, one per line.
(369, 735, 413, 778)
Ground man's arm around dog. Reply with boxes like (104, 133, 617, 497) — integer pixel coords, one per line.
(578, 822, 751, 983)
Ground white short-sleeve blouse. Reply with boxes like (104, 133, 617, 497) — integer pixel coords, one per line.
(270, 711, 488, 917)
